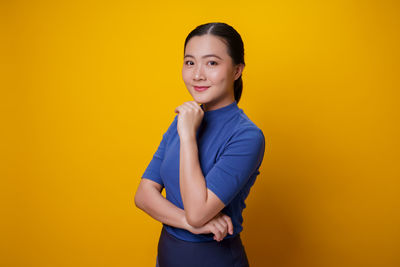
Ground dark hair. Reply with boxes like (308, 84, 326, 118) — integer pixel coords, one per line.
(183, 22, 246, 104)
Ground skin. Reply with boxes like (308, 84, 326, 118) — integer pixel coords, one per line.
(175, 34, 245, 241)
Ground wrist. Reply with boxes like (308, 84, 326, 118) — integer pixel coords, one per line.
(180, 133, 196, 143)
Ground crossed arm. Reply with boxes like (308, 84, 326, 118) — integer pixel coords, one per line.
(134, 178, 191, 231)
(135, 110, 265, 232)
(134, 177, 233, 242)
(134, 134, 226, 230)
(136, 129, 264, 231)
(179, 135, 226, 227)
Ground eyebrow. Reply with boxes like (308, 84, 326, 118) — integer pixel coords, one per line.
(184, 54, 222, 60)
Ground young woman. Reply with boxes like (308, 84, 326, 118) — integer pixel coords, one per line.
(135, 22, 266, 267)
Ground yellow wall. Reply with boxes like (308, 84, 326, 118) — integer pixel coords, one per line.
(1, 0, 399, 266)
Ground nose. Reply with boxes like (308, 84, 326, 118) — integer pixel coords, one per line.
(193, 64, 205, 80)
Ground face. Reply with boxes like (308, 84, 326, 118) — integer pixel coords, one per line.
(182, 34, 244, 111)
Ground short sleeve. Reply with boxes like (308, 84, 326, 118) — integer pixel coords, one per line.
(205, 127, 266, 206)
(141, 115, 177, 187)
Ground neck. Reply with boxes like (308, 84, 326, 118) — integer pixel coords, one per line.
(202, 96, 236, 112)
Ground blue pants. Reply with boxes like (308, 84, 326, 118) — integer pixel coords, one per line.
(156, 226, 250, 267)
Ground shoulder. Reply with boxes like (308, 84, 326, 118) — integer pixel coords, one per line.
(228, 125, 265, 150)
(230, 110, 265, 144)
(165, 114, 178, 134)
(158, 114, 178, 143)
(220, 112, 265, 160)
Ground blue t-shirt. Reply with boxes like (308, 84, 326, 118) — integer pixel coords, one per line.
(141, 100, 266, 242)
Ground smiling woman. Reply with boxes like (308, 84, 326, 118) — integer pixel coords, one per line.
(135, 22, 265, 267)
(182, 29, 245, 112)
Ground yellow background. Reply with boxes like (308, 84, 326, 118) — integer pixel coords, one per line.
(1, 0, 399, 266)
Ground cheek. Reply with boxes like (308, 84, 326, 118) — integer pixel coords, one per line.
(207, 69, 227, 84)
(182, 69, 190, 83)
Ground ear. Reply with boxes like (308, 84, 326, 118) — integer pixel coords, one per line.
(233, 63, 245, 81)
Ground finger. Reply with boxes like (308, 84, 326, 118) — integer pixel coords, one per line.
(216, 216, 228, 229)
(184, 102, 199, 113)
(219, 217, 230, 238)
(184, 101, 195, 109)
(204, 223, 217, 240)
(210, 226, 221, 241)
(181, 104, 191, 113)
(188, 101, 201, 110)
(222, 215, 234, 235)
(213, 222, 224, 240)
(175, 105, 186, 114)
(218, 219, 228, 237)
(214, 221, 227, 241)
(211, 222, 224, 241)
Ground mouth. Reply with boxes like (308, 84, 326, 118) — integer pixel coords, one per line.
(194, 86, 210, 92)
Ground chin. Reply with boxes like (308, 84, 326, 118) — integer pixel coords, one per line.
(192, 95, 211, 105)
(188, 91, 207, 103)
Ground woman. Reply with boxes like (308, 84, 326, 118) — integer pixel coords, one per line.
(135, 22, 266, 267)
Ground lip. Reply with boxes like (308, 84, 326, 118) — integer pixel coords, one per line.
(194, 86, 210, 92)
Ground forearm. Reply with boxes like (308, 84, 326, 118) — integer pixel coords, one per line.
(136, 186, 190, 231)
(179, 135, 208, 223)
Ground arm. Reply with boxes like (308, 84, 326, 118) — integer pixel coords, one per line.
(179, 135, 225, 228)
(180, 128, 266, 228)
(134, 178, 233, 241)
(134, 178, 190, 230)
(136, 115, 188, 228)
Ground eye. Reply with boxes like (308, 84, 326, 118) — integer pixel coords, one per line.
(184, 60, 194, 66)
(208, 61, 218, 66)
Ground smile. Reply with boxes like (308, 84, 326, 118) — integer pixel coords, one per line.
(194, 86, 210, 92)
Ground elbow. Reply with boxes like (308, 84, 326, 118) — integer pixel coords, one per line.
(186, 212, 205, 228)
(134, 194, 141, 208)
(134, 191, 144, 210)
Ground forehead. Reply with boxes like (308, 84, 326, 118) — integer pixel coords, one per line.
(184, 35, 229, 57)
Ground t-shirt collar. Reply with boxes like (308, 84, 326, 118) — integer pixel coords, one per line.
(200, 101, 239, 121)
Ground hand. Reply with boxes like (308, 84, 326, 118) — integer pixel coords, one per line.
(174, 101, 203, 140)
(185, 212, 234, 242)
